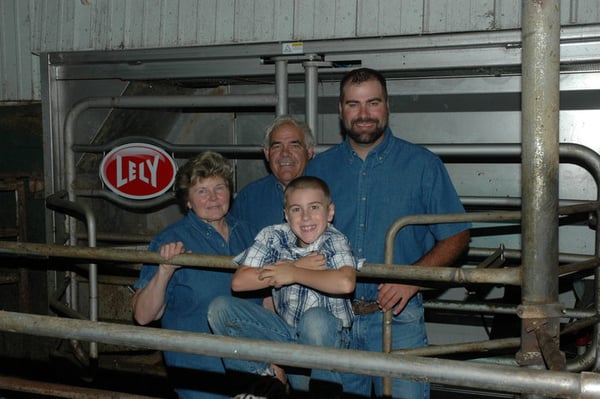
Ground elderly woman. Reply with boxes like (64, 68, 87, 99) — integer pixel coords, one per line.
(132, 151, 260, 399)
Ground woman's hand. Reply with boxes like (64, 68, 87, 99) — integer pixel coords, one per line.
(158, 241, 186, 271)
(132, 241, 186, 325)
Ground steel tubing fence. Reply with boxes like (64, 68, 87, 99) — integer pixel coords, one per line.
(1, 310, 600, 398)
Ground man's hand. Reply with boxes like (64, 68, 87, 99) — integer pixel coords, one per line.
(377, 283, 419, 315)
(376, 230, 470, 315)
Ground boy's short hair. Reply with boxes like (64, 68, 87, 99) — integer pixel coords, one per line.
(283, 176, 331, 208)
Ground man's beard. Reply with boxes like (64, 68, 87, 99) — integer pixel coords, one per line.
(345, 118, 387, 145)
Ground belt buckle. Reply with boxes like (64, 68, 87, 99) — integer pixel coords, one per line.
(352, 300, 380, 315)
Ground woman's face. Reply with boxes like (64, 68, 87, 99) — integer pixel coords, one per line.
(187, 175, 230, 224)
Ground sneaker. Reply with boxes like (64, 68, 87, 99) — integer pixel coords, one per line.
(235, 374, 290, 399)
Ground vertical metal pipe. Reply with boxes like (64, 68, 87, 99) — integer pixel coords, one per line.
(85, 206, 98, 359)
(303, 57, 319, 137)
(275, 59, 288, 116)
(521, 0, 560, 305)
(594, 204, 600, 369)
(519, 0, 562, 381)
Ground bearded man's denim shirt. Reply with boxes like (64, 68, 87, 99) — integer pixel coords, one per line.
(306, 129, 471, 302)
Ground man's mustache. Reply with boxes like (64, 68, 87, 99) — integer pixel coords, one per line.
(352, 118, 379, 125)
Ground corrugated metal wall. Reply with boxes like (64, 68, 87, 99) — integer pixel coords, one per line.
(1, 0, 600, 101)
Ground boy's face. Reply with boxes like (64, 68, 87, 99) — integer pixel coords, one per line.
(284, 187, 334, 248)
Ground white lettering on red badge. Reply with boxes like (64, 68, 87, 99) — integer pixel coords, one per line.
(100, 143, 177, 200)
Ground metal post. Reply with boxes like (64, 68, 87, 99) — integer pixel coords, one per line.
(519, 0, 564, 385)
(303, 55, 321, 137)
(275, 59, 288, 116)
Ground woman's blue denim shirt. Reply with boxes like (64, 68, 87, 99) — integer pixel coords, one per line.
(134, 210, 258, 371)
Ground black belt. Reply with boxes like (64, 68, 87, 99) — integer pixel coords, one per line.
(352, 300, 380, 315)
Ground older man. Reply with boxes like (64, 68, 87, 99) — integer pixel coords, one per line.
(230, 114, 315, 229)
(226, 115, 318, 397)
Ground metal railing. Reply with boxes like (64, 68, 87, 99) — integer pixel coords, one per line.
(31, 136, 600, 397)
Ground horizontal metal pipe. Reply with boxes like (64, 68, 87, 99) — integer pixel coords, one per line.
(424, 300, 596, 319)
(73, 94, 278, 110)
(559, 258, 600, 277)
(468, 246, 595, 265)
(74, 189, 176, 211)
(396, 337, 520, 357)
(385, 204, 598, 235)
(49, 298, 87, 320)
(75, 230, 153, 244)
(3, 241, 597, 293)
(4, 240, 593, 322)
(427, 143, 600, 183)
(0, 375, 160, 399)
(397, 315, 599, 359)
(364, 262, 521, 285)
(0, 240, 521, 285)
(1, 311, 599, 398)
(0, 240, 238, 269)
(72, 141, 600, 174)
(72, 140, 264, 157)
(462, 196, 590, 208)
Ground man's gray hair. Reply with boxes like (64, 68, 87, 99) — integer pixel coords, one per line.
(262, 115, 314, 149)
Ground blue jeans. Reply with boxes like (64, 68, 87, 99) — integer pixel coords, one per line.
(342, 294, 430, 399)
(207, 295, 348, 392)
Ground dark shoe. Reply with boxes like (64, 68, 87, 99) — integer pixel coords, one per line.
(235, 374, 290, 399)
(309, 379, 343, 399)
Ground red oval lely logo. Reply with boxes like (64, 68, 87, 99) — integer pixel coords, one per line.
(99, 143, 177, 200)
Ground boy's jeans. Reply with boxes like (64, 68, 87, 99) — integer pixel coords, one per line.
(208, 295, 348, 392)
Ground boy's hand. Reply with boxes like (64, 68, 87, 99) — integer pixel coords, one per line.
(293, 252, 326, 270)
(258, 261, 297, 288)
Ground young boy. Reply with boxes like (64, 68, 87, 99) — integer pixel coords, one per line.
(208, 176, 359, 398)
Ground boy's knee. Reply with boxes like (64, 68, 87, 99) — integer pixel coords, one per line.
(207, 295, 233, 332)
(302, 307, 333, 324)
(297, 308, 340, 345)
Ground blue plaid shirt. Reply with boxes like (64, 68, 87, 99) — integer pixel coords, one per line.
(234, 223, 359, 328)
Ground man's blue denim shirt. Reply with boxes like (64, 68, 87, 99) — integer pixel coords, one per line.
(306, 129, 471, 301)
(230, 173, 286, 230)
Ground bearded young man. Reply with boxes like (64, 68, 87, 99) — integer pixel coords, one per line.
(307, 67, 471, 399)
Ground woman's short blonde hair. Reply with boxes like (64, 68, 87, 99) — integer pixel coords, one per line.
(175, 151, 233, 209)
